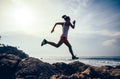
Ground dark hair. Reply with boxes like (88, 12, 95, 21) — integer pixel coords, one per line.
(62, 15, 70, 21)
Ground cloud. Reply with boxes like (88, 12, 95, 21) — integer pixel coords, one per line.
(102, 39, 116, 46)
(101, 30, 120, 37)
(101, 30, 120, 46)
(74, 29, 120, 47)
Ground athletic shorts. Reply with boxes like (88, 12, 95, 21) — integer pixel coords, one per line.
(60, 36, 68, 42)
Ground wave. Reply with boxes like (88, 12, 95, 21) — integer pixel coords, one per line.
(80, 56, 120, 61)
(40, 56, 120, 67)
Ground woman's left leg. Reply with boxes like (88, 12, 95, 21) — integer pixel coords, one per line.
(64, 40, 75, 57)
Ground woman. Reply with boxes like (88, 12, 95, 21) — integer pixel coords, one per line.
(41, 15, 78, 59)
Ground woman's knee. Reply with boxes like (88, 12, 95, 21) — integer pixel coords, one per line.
(56, 45, 60, 48)
(56, 42, 62, 48)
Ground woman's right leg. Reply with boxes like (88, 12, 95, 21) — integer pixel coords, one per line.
(47, 40, 63, 48)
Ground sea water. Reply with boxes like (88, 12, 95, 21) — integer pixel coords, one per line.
(40, 56, 120, 67)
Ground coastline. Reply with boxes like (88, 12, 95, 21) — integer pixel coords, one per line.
(40, 56, 120, 67)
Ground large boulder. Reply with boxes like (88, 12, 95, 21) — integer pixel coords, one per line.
(52, 61, 89, 79)
(52, 61, 88, 76)
(16, 57, 55, 79)
(0, 53, 21, 79)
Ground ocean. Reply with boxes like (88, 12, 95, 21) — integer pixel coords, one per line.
(40, 56, 120, 67)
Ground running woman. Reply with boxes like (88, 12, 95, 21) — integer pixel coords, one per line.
(41, 15, 78, 59)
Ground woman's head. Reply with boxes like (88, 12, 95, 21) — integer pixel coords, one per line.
(62, 15, 70, 21)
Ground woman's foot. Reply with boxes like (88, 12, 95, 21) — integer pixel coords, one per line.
(72, 56, 79, 60)
(41, 39, 47, 46)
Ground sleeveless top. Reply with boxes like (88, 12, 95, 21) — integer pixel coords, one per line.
(61, 23, 69, 38)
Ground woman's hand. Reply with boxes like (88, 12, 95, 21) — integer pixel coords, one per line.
(73, 20, 76, 24)
(51, 29, 54, 33)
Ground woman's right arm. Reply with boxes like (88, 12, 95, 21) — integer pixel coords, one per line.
(51, 22, 63, 33)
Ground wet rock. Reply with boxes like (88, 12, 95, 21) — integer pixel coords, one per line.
(16, 57, 55, 79)
(110, 69, 120, 78)
(0, 53, 21, 79)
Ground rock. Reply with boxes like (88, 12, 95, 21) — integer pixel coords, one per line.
(69, 61, 89, 73)
(0, 49, 120, 79)
(55, 72, 89, 79)
(110, 69, 120, 78)
(91, 66, 111, 79)
(52, 61, 90, 79)
(115, 65, 120, 69)
(16, 57, 55, 79)
(0, 53, 21, 79)
(81, 67, 99, 78)
(104, 65, 114, 70)
(0, 45, 29, 59)
(50, 75, 56, 79)
(69, 61, 87, 72)
(52, 62, 73, 75)
(52, 61, 88, 76)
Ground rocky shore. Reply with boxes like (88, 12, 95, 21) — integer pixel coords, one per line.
(0, 53, 120, 79)
(0, 46, 120, 79)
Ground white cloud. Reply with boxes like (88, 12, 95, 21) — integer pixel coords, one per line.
(73, 29, 120, 47)
(102, 39, 116, 46)
(101, 30, 120, 46)
(101, 30, 120, 37)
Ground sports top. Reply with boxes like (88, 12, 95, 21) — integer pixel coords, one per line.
(61, 23, 69, 38)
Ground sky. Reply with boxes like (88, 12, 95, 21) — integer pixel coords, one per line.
(0, 0, 120, 57)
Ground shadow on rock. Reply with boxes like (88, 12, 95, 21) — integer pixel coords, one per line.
(16, 57, 55, 79)
(0, 53, 21, 79)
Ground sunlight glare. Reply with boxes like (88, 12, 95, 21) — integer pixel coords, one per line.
(13, 7, 34, 27)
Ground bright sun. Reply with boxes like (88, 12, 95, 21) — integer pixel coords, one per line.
(13, 7, 34, 28)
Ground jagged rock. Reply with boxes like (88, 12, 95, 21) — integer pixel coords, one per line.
(16, 57, 55, 79)
(52, 61, 90, 79)
(52, 62, 73, 75)
(110, 69, 120, 78)
(91, 66, 111, 79)
(0, 53, 21, 79)
(0, 50, 120, 79)
(115, 65, 120, 69)
(0, 45, 29, 59)
(69, 61, 89, 72)
(55, 72, 89, 79)
(52, 61, 88, 76)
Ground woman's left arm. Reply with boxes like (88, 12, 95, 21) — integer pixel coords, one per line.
(70, 20, 76, 29)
